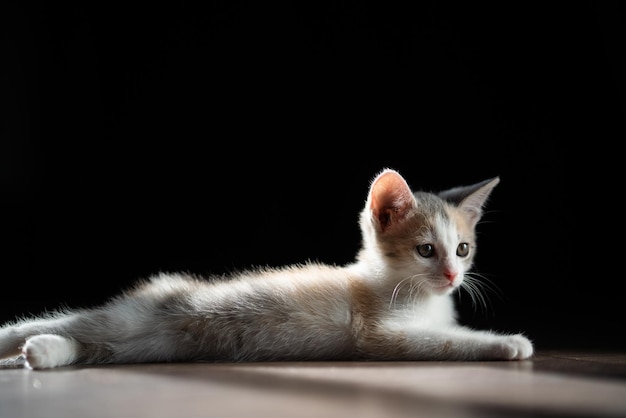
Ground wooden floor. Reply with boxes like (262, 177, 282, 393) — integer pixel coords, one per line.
(1, 349, 625, 418)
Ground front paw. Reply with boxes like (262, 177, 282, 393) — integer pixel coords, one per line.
(490, 334, 534, 360)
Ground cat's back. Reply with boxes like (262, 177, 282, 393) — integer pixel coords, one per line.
(125, 262, 356, 308)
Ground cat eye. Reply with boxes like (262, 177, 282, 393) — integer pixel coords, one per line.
(416, 244, 434, 258)
(457, 243, 470, 257)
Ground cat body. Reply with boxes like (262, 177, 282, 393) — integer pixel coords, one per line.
(0, 169, 533, 369)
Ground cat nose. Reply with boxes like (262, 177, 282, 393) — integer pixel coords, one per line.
(444, 269, 458, 282)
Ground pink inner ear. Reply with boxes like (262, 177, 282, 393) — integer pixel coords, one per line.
(370, 170, 414, 231)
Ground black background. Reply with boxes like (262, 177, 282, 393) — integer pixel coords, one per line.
(1, 3, 622, 350)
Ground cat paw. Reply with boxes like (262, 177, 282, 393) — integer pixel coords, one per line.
(490, 334, 534, 360)
(22, 334, 78, 369)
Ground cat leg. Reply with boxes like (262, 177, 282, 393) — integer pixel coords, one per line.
(425, 328, 534, 360)
(0, 314, 81, 368)
(445, 331, 533, 360)
(363, 324, 534, 361)
(22, 334, 80, 369)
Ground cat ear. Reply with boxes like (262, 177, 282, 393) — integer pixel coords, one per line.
(368, 169, 416, 233)
(438, 177, 500, 225)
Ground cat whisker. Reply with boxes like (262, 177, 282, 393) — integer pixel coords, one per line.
(467, 272, 505, 301)
(407, 279, 422, 303)
(459, 272, 505, 315)
(460, 279, 488, 313)
(390, 274, 428, 309)
(390, 277, 413, 309)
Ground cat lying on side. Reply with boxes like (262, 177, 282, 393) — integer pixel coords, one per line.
(0, 168, 533, 369)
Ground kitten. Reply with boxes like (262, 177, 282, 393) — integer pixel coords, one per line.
(0, 168, 533, 369)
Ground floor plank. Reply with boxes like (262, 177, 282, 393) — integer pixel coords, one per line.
(1, 350, 625, 418)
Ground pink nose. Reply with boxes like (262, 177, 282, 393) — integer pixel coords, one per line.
(444, 269, 458, 282)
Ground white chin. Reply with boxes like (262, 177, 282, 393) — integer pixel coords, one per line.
(432, 284, 455, 295)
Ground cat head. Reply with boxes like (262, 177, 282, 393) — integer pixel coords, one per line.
(358, 168, 499, 297)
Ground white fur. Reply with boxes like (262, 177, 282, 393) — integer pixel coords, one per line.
(22, 334, 79, 369)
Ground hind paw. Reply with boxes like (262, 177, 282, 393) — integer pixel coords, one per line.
(22, 334, 78, 369)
